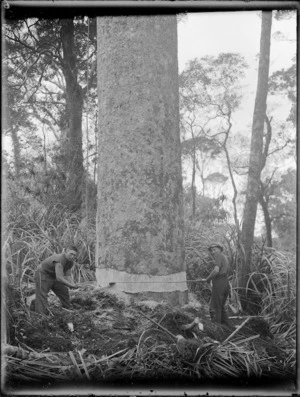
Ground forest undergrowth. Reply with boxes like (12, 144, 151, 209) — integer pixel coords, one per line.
(2, 203, 296, 389)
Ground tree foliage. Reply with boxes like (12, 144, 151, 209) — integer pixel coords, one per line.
(4, 17, 97, 211)
(179, 53, 247, 219)
(267, 169, 296, 251)
(269, 61, 296, 126)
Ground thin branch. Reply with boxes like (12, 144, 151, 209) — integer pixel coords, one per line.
(260, 114, 272, 170)
(82, 61, 97, 96)
(25, 66, 47, 103)
(26, 100, 65, 106)
(268, 140, 291, 156)
(25, 20, 39, 44)
(263, 168, 277, 190)
(5, 33, 36, 51)
(31, 104, 62, 132)
(221, 112, 240, 234)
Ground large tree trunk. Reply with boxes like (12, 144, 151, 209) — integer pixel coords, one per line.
(240, 11, 272, 308)
(60, 19, 84, 211)
(96, 16, 186, 304)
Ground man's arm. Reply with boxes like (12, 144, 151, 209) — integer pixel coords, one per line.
(206, 266, 220, 283)
(55, 263, 78, 288)
(64, 269, 73, 284)
(206, 254, 223, 283)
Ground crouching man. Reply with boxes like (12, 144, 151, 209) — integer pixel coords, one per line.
(35, 246, 80, 315)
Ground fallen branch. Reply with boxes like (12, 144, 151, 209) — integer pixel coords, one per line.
(234, 334, 260, 345)
(69, 351, 84, 379)
(223, 318, 250, 344)
(4, 344, 47, 360)
(78, 350, 91, 380)
(229, 315, 264, 319)
(138, 311, 179, 341)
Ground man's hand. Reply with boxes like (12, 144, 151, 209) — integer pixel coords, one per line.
(69, 284, 81, 289)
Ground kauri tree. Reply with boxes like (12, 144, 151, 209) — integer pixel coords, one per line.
(96, 16, 186, 303)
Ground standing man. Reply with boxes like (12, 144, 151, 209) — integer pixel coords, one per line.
(206, 243, 231, 328)
(35, 246, 80, 315)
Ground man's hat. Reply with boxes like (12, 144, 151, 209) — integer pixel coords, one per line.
(208, 243, 223, 252)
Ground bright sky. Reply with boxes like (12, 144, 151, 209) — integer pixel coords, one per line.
(177, 11, 297, 231)
(178, 11, 296, 72)
(178, 11, 296, 164)
(4, 12, 296, 171)
(178, 11, 296, 125)
(178, 11, 260, 72)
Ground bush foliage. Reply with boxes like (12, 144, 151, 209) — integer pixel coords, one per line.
(2, 197, 296, 386)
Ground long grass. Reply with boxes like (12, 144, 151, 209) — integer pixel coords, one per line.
(185, 225, 296, 374)
(248, 246, 296, 335)
(4, 203, 96, 289)
(3, 203, 296, 384)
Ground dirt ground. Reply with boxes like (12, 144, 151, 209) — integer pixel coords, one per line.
(4, 283, 295, 390)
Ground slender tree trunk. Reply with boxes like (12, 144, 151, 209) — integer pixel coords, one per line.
(191, 150, 196, 218)
(42, 124, 47, 176)
(10, 129, 21, 179)
(240, 11, 272, 308)
(258, 195, 272, 247)
(2, 160, 10, 346)
(199, 159, 206, 196)
(258, 115, 273, 247)
(60, 19, 84, 211)
(222, 117, 240, 234)
(96, 15, 186, 304)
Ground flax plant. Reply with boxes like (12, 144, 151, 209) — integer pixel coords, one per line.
(5, 203, 96, 305)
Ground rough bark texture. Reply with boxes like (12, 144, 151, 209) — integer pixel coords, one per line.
(60, 19, 84, 211)
(240, 11, 272, 306)
(258, 115, 273, 248)
(258, 193, 272, 247)
(2, 160, 9, 346)
(96, 16, 186, 300)
(191, 152, 196, 218)
(10, 129, 21, 179)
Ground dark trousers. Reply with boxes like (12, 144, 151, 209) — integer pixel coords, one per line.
(210, 276, 230, 327)
(35, 269, 71, 315)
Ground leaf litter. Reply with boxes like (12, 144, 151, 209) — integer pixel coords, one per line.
(4, 283, 296, 388)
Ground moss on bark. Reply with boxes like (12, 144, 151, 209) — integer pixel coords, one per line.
(96, 16, 185, 283)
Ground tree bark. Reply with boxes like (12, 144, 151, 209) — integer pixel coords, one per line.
(258, 193, 272, 247)
(191, 138, 196, 218)
(240, 11, 272, 308)
(60, 19, 84, 211)
(2, 159, 10, 346)
(10, 128, 21, 179)
(96, 16, 186, 304)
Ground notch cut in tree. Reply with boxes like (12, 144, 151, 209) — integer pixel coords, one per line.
(96, 16, 186, 304)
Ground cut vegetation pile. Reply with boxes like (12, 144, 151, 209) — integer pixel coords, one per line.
(3, 207, 296, 390)
(3, 283, 295, 388)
